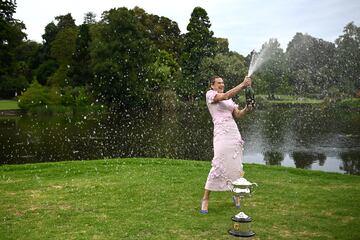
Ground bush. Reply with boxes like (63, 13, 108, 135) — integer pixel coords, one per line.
(60, 87, 75, 106)
(18, 82, 93, 111)
(18, 81, 50, 109)
(73, 87, 91, 106)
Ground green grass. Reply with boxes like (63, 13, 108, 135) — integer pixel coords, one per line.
(0, 100, 20, 110)
(268, 95, 323, 104)
(0, 158, 359, 239)
(336, 98, 360, 108)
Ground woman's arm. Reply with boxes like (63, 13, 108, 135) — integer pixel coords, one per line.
(213, 77, 251, 103)
(233, 105, 254, 119)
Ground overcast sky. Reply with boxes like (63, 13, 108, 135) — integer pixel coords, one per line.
(14, 0, 360, 55)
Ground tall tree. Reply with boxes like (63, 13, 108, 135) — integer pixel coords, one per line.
(91, 7, 153, 107)
(132, 7, 182, 60)
(84, 12, 97, 24)
(68, 23, 92, 86)
(55, 13, 76, 31)
(286, 33, 335, 96)
(335, 22, 360, 96)
(0, 0, 28, 98)
(181, 7, 216, 99)
(37, 13, 78, 86)
(257, 38, 288, 99)
(48, 26, 77, 86)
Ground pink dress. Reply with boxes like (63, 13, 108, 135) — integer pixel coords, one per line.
(204, 89, 244, 191)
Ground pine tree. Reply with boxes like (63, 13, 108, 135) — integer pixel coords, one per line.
(68, 24, 92, 86)
(181, 7, 216, 99)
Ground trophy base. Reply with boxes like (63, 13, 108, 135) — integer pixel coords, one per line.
(228, 229, 255, 238)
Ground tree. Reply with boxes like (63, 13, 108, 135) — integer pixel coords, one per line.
(48, 27, 78, 86)
(14, 40, 41, 82)
(214, 37, 229, 55)
(132, 7, 182, 60)
(197, 52, 246, 96)
(256, 38, 288, 99)
(286, 33, 335, 96)
(36, 14, 78, 86)
(181, 7, 216, 99)
(84, 12, 97, 24)
(335, 22, 360, 96)
(91, 7, 154, 107)
(0, 0, 28, 98)
(55, 13, 76, 31)
(149, 50, 180, 92)
(68, 23, 92, 86)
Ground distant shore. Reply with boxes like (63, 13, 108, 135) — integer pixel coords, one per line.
(1, 96, 359, 116)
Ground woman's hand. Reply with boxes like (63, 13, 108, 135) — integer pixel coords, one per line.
(241, 77, 252, 89)
(244, 104, 255, 113)
(233, 104, 255, 119)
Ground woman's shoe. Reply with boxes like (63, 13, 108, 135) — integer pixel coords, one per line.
(232, 196, 241, 208)
(200, 199, 208, 214)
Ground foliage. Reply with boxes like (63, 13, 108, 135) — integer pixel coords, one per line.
(149, 50, 180, 92)
(335, 22, 360, 96)
(83, 12, 97, 24)
(0, 0, 28, 98)
(73, 86, 91, 106)
(68, 24, 92, 86)
(18, 81, 53, 109)
(35, 59, 58, 85)
(286, 33, 336, 96)
(198, 52, 246, 95)
(181, 7, 217, 99)
(48, 27, 77, 86)
(17, 80, 92, 110)
(256, 38, 289, 99)
(91, 7, 154, 106)
(133, 7, 182, 60)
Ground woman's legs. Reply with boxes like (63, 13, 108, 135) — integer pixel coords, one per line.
(233, 195, 241, 208)
(201, 189, 211, 212)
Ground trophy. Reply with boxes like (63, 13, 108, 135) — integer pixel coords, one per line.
(227, 177, 258, 237)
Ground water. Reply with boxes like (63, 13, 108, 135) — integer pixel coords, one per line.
(0, 106, 359, 175)
(247, 45, 272, 77)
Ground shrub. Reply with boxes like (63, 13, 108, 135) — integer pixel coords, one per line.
(74, 87, 91, 106)
(18, 81, 50, 109)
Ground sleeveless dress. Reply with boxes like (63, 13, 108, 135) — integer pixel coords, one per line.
(204, 89, 244, 191)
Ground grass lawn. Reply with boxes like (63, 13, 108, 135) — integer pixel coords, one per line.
(0, 158, 359, 239)
(0, 100, 20, 110)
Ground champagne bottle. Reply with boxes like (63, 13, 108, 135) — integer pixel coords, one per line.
(245, 86, 255, 107)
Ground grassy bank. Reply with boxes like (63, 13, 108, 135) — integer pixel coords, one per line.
(0, 100, 20, 110)
(0, 158, 359, 239)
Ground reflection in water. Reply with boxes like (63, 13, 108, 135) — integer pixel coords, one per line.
(291, 152, 327, 169)
(0, 105, 359, 175)
(340, 151, 360, 175)
(263, 151, 284, 165)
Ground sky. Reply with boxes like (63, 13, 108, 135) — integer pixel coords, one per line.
(14, 0, 360, 56)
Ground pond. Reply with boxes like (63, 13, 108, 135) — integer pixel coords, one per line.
(0, 105, 359, 175)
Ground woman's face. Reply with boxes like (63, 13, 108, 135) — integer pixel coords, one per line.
(211, 78, 225, 93)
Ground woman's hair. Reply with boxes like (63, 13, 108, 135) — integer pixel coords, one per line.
(209, 76, 221, 89)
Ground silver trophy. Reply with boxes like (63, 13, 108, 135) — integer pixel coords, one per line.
(227, 177, 258, 237)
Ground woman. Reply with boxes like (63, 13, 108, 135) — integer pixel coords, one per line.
(200, 76, 253, 214)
